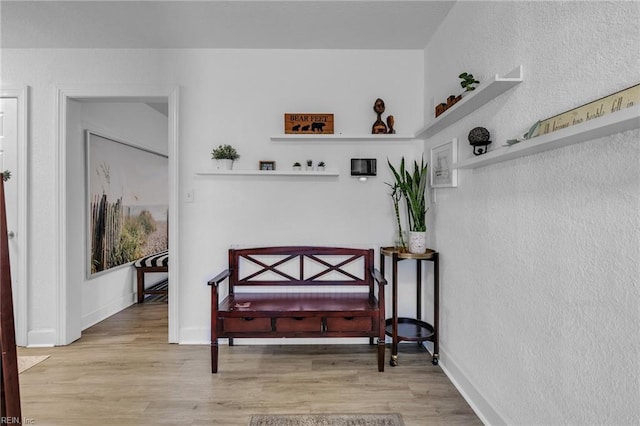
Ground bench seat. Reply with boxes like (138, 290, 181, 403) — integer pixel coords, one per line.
(220, 292, 377, 313)
(208, 246, 387, 373)
(134, 250, 168, 303)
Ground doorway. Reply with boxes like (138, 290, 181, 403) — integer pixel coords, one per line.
(0, 88, 28, 347)
(56, 87, 179, 346)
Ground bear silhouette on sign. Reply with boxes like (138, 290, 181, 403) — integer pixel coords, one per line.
(311, 122, 326, 132)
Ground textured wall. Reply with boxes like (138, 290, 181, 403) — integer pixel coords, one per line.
(424, 2, 640, 424)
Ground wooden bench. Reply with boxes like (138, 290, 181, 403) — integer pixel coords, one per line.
(134, 250, 168, 303)
(208, 246, 387, 373)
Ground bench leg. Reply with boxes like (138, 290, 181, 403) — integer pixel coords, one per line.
(377, 339, 385, 372)
(211, 340, 218, 373)
(136, 268, 145, 304)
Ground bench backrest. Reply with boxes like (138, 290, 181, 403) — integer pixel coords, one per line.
(228, 246, 374, 294)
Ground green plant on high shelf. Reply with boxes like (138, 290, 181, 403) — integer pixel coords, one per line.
(2, 170, 11, 182)
(459, 72, 480, 92)
(211, 144, 240, 160)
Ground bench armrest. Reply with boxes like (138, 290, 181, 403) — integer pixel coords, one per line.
(370, 267, 387, 286)
(208, 269, 231, 287)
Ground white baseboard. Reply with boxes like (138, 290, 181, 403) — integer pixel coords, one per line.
(81, 294, 134, 331)
(426, 343, 506, 426)
(178, 327, 209, 344)
(27, 328, 56, 347)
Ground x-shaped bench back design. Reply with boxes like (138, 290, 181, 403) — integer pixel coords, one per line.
(228, 246, 374, 291)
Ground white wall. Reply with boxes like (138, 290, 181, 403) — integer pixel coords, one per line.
(173, 49, 425, 342)
(423, 2, 640, 425)
(0, 48, 425, 345)
(66, 101, 168, 331)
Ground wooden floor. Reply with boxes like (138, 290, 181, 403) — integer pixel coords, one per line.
(17, 303, 481, 426)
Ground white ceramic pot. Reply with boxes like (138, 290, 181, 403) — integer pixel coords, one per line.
(217, 159, 234, 170)
(408, 231, 427, 254)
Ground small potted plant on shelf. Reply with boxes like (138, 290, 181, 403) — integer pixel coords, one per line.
(2, 170, 11, 182)
(306, 160, 313, 171)
(317, 161, 325, 171)
(459, 72, 480, 92)
(292, 162, 302, 171)
(211, 144, 240, 170)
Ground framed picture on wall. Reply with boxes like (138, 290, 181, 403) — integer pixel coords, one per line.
(86, 130, 168, 277)
(430, 138, 458, 188)
(259, 161, 276, 171)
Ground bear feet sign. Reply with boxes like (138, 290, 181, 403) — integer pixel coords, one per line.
(284, 113, 334, 134)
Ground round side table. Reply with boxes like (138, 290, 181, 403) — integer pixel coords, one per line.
(380, 246, 439, 366)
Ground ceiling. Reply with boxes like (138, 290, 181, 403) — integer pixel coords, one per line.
(0, 1, 455, 49)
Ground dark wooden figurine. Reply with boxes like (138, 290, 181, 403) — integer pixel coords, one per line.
(372, 98, 388, 134)
(386, 115, 396, 134)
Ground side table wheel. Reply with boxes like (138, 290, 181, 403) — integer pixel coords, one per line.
(432, 354, 439, 365)
(390, 354, 398, 367)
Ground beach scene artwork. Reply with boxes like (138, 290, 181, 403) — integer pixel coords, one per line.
(87, 132, 168, 276)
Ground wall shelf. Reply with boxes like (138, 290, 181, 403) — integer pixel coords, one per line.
(269, 134, 414, 141)
(415, 65, 524, 139)
(454, 105, 640, 169)
(196, 169, 340, 177)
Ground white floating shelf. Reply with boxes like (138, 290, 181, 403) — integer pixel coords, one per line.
(454, 105, 640, 169)
(269, 134, 414, 141)
(196, 169, 340, 177)
(416, 65, 524, 139)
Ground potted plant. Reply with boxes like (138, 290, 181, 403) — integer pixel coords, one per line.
(317, 161, 325, 171)
(306, 159, 313, 171)
(387, 157, 429, 254)
(2, 170, 11, 182)
(211, 144, 240, 170)
(459, 72, 480, 92)
(292, 162, 302, 171)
